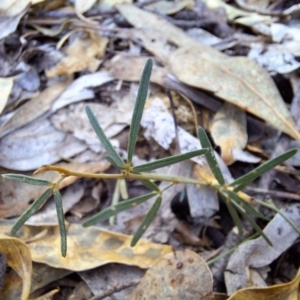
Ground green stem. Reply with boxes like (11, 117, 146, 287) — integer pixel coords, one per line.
(35, 165, 215, 187)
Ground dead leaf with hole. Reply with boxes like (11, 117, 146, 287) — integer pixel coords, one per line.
(210, 103, 260, 165)
(132, 249, 213, 300)
(0, 234, 32, 300)
(0, 223, 172, 271)
(46, 32, 108, 77)
(117, 4, 300, 143)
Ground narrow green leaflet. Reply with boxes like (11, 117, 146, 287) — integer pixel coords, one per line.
(105, 156, 122, 169)
(220, 194, 243, 236)
(232, 200, 272, 246)
(11, 188, 53, 235)
(230, 149, 297, 192)
(131, 196, 162, 247)
(127, 59, 153, 163)
(138, 179, 160, 192)
(225, 190, 269, 221)
(83, 192, 157, 227)
(53, 189, 67, 257)
(85, 105, 125, 169)
(132, 149, 207, 173)
(3, 174, 52, 186)
(197, 126, 225, 185)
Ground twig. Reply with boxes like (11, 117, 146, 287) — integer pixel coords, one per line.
(245, 186, 300, 201)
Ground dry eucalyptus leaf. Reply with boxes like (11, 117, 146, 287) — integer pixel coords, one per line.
(0, 223, 172, 271)
(0, 78, 70, 139)
(79, 264, 145, 299)
(117, 4, 300, 143)
(133, 249, 213, 300)
(51, 71, 113, 112)
(0, 118, 87, 171)
(0, 235, 32, 300)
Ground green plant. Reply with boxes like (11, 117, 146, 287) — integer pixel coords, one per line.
(3, 59, 299, 257)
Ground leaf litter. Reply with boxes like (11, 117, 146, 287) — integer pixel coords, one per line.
(0, 0, 300, 299)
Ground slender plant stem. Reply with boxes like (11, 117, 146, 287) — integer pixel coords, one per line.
(35, 165, 214, 186)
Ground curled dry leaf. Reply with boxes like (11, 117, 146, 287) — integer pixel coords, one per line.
(133, 249, 213, 300)
(0, 234, 32, 300)
(228, 268, 300, 300)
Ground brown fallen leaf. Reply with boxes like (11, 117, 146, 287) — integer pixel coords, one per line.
(132, 249, 213, 300)
(0, 118, 87, 171)
(0, 234, 32, 300)
(0, 223, 172, 271)
(117, 4, 300, 143)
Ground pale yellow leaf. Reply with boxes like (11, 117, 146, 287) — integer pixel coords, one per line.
(210, 103, 247, 165)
